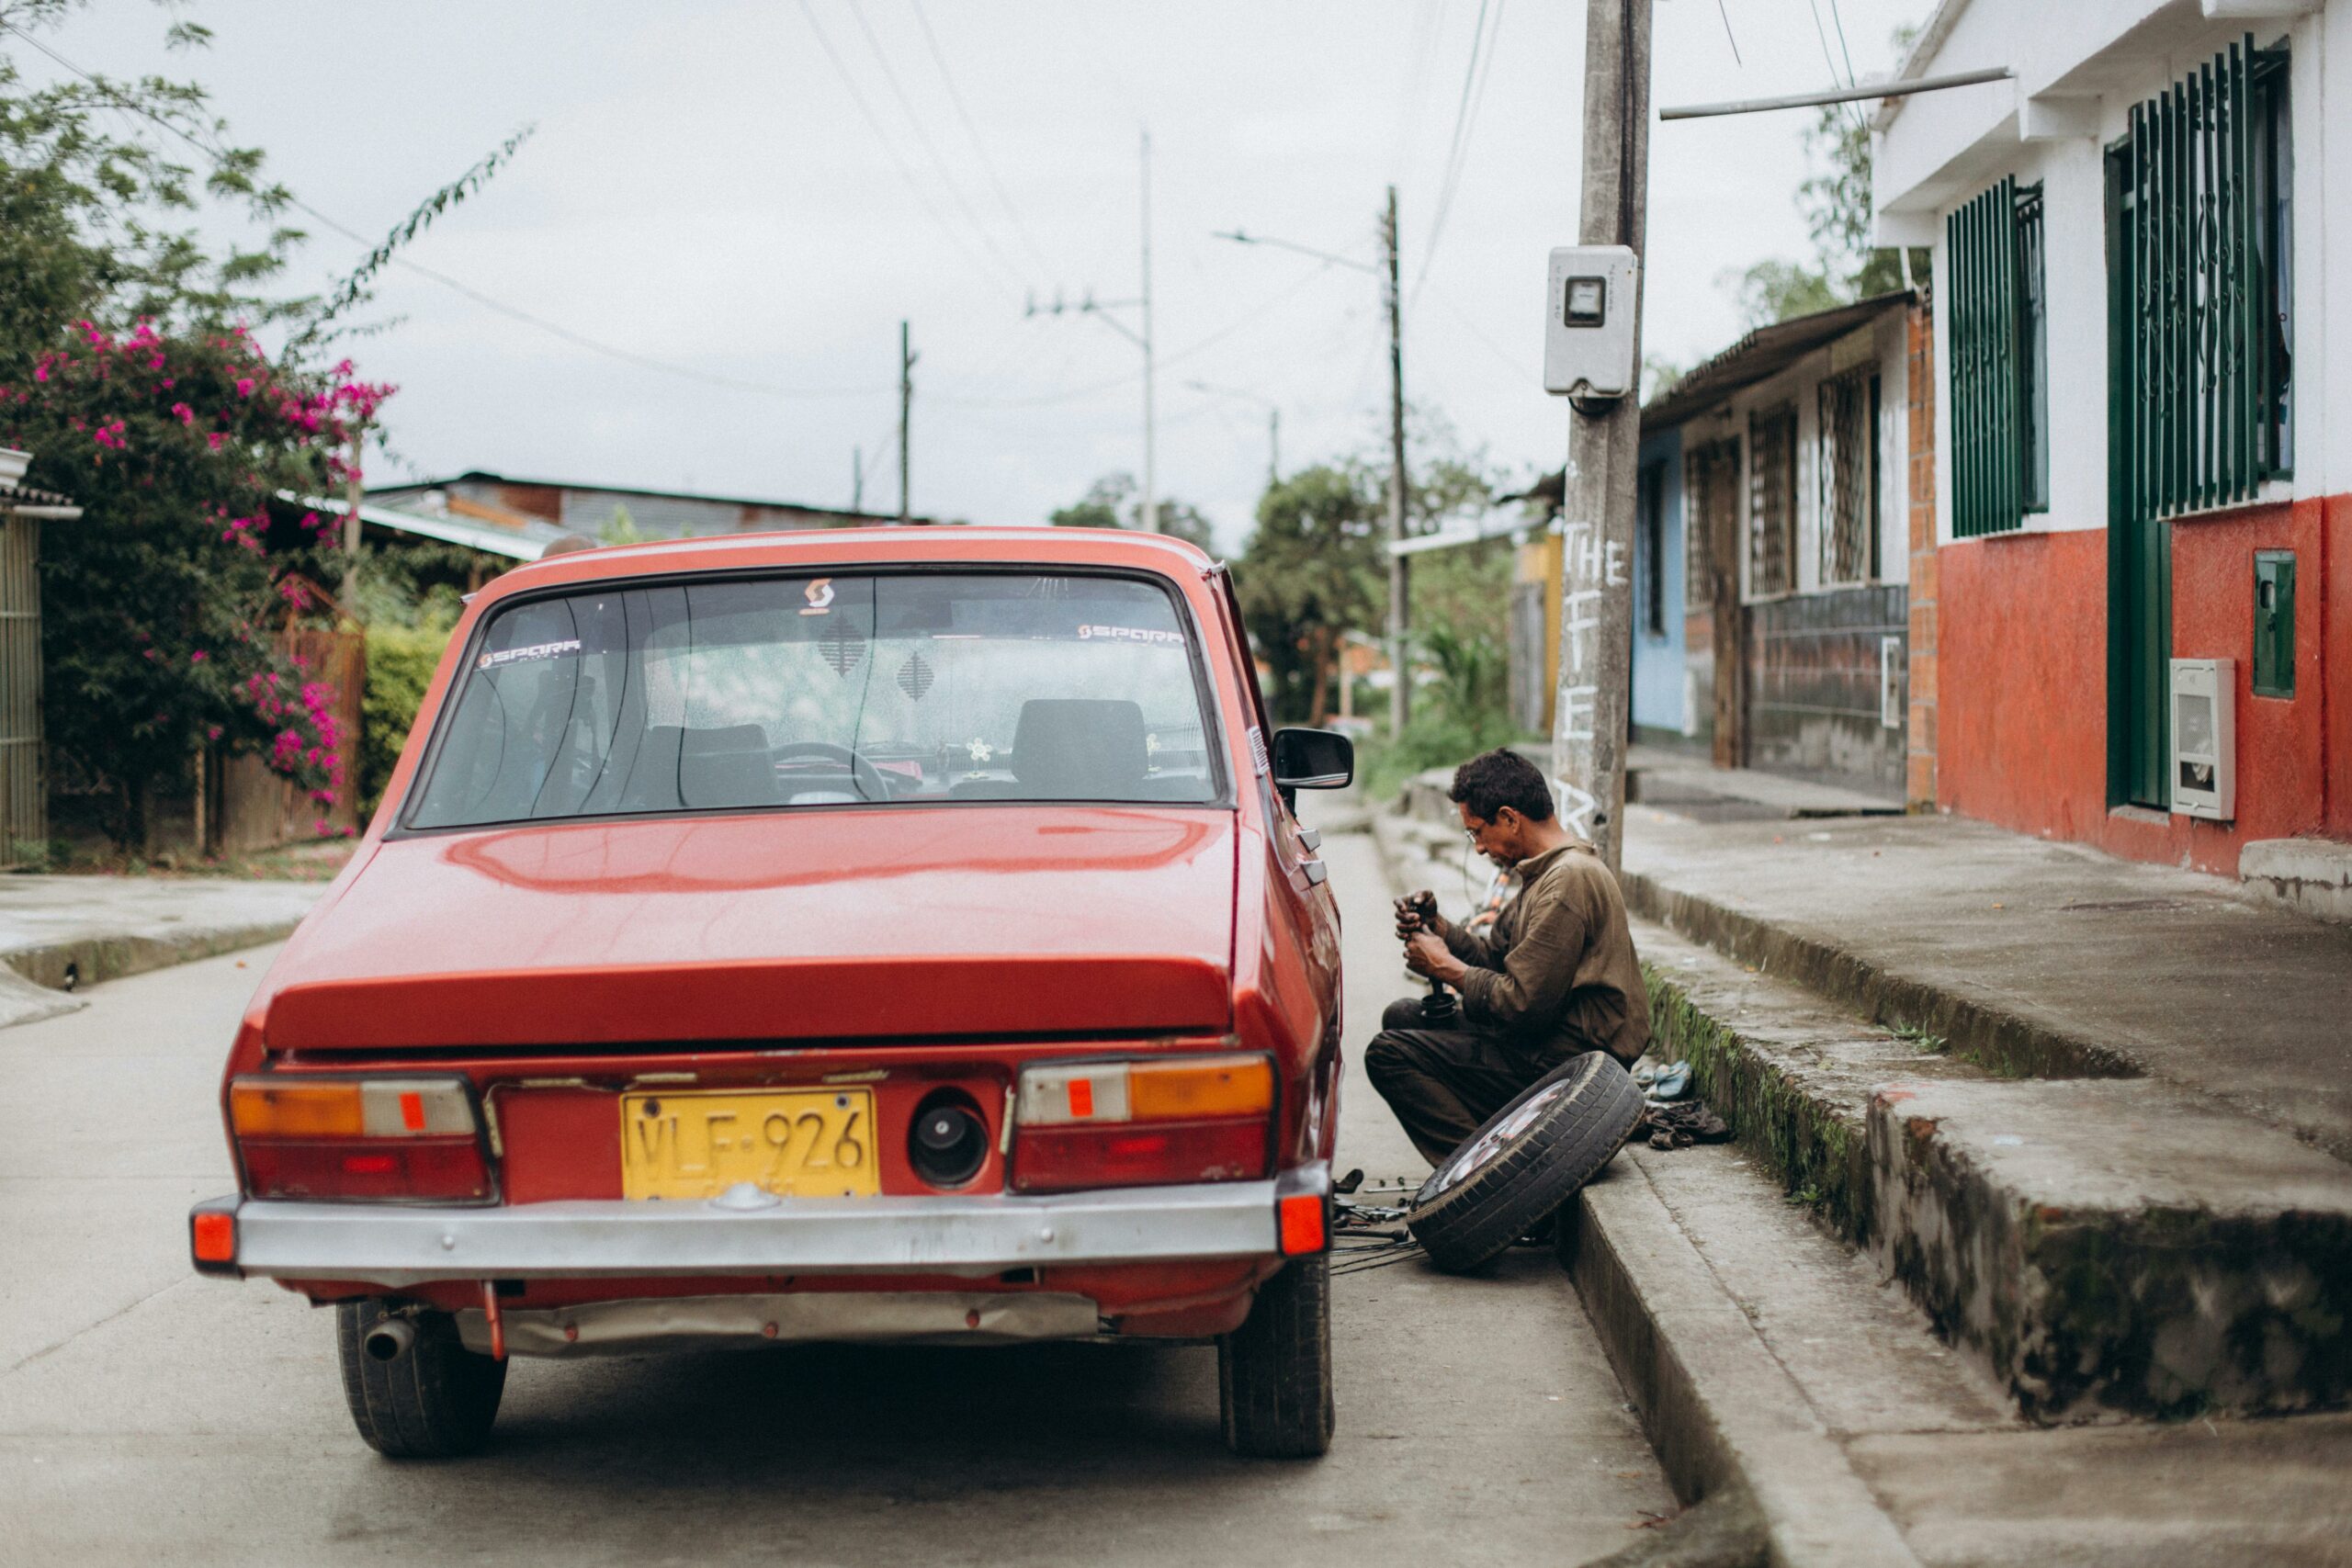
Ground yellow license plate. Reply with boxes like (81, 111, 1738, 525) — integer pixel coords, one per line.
(620, 1089, 879, 1201)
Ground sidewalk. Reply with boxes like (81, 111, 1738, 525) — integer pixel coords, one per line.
(1620, 808, 2352, 1158)
(1366, 767, 2352, 1559)
(0, 874, 322, 1025)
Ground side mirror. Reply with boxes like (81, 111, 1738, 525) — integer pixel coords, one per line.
(1272, 728, 1353, 790)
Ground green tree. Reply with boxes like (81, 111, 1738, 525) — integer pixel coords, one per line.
(1724, 98, 1928, 327)
(1048, 470, 1216, 553)
(1233, 465, 1381, 725)
(0, 2, 521, 844)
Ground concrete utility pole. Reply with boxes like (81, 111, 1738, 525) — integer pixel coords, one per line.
(1382, 184, 1409, 738)
(852, 446, 864, 513)
(1553, 0, 1652, 873)
(898, 321, 915, 525)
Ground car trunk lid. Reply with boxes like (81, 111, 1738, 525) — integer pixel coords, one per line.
(265, 807, 1235, 1051)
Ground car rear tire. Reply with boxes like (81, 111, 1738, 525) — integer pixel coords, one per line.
(1405, 1050, 1644, 1274)
(1217, 1252, 1334, 1459)
(336, 1300, 506, 1459)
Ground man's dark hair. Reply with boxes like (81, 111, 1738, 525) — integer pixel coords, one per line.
(1448, 749, 1555, 823)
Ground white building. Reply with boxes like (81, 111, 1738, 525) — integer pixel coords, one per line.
(1872, 0, 2349, 879)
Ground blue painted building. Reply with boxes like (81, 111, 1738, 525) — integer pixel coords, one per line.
(1632, 425, 1689, 742)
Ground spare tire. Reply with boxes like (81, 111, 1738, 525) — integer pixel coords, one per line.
(1406, 1051, 1645, 1273)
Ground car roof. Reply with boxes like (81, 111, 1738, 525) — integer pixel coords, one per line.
(474, 525, 1218, 608)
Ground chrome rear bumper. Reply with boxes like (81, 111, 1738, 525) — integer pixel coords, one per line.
(193, 1164, 1329, 1290)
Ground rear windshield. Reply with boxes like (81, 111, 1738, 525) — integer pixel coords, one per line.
(404, 570, 1223, 829)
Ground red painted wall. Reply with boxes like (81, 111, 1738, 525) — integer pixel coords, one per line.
(1937, 530, 2112, 845)
(1937, 493, 2345, 876)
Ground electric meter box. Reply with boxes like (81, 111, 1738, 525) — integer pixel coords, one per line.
(1544, 246, 1640, 400)
(2169, 657, 2235, 821)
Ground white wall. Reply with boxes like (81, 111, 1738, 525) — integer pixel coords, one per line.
(1720, 316, 1914, 603)
(1901, 0, 2346, 546)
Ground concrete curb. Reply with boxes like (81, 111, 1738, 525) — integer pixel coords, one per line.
(1351, 818, 1919, 1563)
(1617, 872, 2142, 1082)
(1562, 1163, 1923, 1568)
(3, 918, 303, 994)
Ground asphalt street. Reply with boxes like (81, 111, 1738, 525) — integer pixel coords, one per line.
(0, 829, 1670, 1567)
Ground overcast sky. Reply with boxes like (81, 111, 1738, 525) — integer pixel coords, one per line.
(40, 0, 1928, 551)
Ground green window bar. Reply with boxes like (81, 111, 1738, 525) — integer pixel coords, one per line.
(2118, 35, 2290, 525)
(1945, 177, 2042, 538)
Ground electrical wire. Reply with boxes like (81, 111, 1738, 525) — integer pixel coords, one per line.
(1411, 0, 1506, 309)
(794, 0, 1023, 301)
(1805, 0, 1870, 134)
(1713, 0, 1743, 66)
(906, 0, 1057, 277)
(842, 1, 1030, 289)
(3, 21, 891, 400)
(931, 258, 1339, 410)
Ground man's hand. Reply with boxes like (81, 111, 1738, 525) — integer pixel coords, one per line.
(1394, 890, 1447, 943)
(1402, 930, 1467, 987)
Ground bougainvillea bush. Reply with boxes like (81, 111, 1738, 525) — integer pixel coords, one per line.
(0, 320, 390, 843)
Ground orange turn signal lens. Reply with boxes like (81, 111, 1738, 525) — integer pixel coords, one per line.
(1128, 1055, 1273, 1121)
(230, 1080, 363, 1138)
(190, 1209, 236, 1265)
(1278, 1192, 1326, 1256)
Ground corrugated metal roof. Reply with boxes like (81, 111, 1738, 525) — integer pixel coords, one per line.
(1643, 290, 1914, 431)
(0, 479, 81, 514)
(281, 492, 560, 561)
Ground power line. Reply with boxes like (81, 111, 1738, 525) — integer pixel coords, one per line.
(1806, 0, 1870, 133)
(1713, 0, 1743, 65)
(5, 21, 891, 400)
(1412, 0, 1506, 308)
(793, 0, 1021, 299)
(933, 257, 1338, 410)
(842, 1, 1030, 289)
(906, 0, 1057, 277)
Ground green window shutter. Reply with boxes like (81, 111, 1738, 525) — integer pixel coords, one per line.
(1946, 177, 2029, 537)
(2118, 35, 2290, 522)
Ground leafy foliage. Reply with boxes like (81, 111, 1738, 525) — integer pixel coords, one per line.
(1232, 465, 1381, 725)
(1722, 99, 1927, 327)
(0, 4, 526, 845)
(1047, 470, 1216, 552)
(360, 621, 453, 816)
(2, 320, 387, 840)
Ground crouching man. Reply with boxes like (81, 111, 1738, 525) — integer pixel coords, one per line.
(1366, 748, 1650, 1166)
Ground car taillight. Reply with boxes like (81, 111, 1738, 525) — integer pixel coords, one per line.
(229, 1077, 492, 1201)
(1012, 1055, 1272, 1193)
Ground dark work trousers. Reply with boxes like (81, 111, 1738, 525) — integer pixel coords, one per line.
(1363, 997, 1557, 1167)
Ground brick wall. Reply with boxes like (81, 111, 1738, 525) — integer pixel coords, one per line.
(1905, 299, 1939, 808)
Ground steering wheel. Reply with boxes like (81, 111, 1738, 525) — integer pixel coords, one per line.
(770, 740, 896, 803)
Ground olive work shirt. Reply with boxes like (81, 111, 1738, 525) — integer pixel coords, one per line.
(1441, 842, 1650, 1067)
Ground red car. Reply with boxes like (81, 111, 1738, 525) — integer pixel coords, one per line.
(188, 526, 1351, 1459)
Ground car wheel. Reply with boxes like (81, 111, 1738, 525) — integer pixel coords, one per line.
(1405, 1050, 1645, 1274)
(1217, 1252, 1334, 1459)
(335, 1300, 507, 1459)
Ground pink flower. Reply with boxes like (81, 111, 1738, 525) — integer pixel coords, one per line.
(205, 725, 223, 741)
(189, 650, 208, 664)
(206, 433, 227, 452)
(171, 403, 195, 426)
(234, 378, 255, 398)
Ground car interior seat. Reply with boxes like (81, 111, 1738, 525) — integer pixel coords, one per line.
(1009, 699, 1148, 800)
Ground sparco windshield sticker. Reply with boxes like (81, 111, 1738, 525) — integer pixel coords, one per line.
(477, 638, 582, 671)
(1077, 624, 1183, 645)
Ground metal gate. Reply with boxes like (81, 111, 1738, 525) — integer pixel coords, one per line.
(0, 514, 44, 867)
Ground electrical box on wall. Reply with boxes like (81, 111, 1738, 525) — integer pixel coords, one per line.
(1544, 246, 1639, 400)
(2169, 658, 2235, 821)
